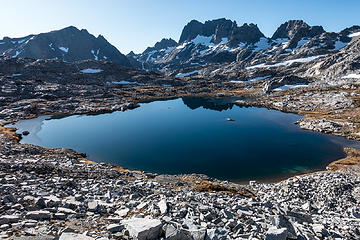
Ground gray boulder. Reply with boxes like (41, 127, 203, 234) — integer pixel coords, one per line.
(121, 217, 163, 240)
(265, 228, 288, 240)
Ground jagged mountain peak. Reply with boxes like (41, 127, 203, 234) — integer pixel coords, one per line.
(60, 25, 79, 31)
(153, 38, 177, 50)
(127, 51, 136, 56)
(48, 26, 84, 36)
(272, 20, 325, 39)
(142, 38, 177, 55)
(338, 25, 360, 42)
(229, 23, 265, 46)
(271, 20, 325, 48)
(178, 18, 265, 48)
(179, 18, 236, 43)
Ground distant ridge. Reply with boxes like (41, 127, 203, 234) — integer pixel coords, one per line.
(0, 26, 131, 67)
(128, 18, 360, 72)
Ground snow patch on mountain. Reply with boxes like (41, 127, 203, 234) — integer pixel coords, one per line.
(24, 36, 35, 44)
(111, 80, 139, 85)
(229, 42, 246, 52)
(296, 38, 309, 48)
(17, 38, 28, 44)
(80, 68, 103, 74)
(49, 43, 55, 51)
(176, 70, 200, 77)
(342, 73, 360, 79)
(333, 40, 347, 50)
(348, 32, 360, 38)
(200, 37, 231, 55)
(273, 38, 289, 44)
(59, 47, 69, 53)
(12, 50, 22, 58)
(273, 84, 309, 91)
(145, 50, 159, 62)
(272, 38, 290, 49)
(191, 35, 213, 46)
(164, 47, 175, 54)
(176, 42, 187, 50)
(91, 49, 100, 60)
(254, 37, 270, 51)
(12, 73, 22, 77)
(246, 55, 325, 69)
(249, 75, 272, 82)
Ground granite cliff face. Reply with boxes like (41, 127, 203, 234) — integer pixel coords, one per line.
(271, 20, 325, 48)
(129, 18, 266, 71)
(0, 26, 131, 67)
(178, 18, 264, 45)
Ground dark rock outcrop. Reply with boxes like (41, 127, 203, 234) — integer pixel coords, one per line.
(228, 23, 265, 46)
(271, 20, 325, 48)
(143, 38, 178, 54)
(179, 18, 264, 46)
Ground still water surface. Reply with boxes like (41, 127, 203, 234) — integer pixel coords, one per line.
(9, 98, 360, 182)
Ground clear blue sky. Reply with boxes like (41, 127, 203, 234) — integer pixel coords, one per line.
(1, 0, 359, 54)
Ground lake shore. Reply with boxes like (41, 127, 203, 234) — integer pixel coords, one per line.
(8, 98, 356, 183)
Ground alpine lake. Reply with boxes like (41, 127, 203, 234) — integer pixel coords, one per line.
(8, 97, 360, 182)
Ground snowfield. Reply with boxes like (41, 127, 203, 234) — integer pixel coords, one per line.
(246, 55, 325, 69)
(12, 50, 22, 58)
(12, 73, 22, 77)
(49, 43, 55, 51)
(342, 73, 360, 79)
(333, 40, 347, 51)
(17, 38, 27, 44)
(58, 47, 69, 53)
(249, 75, 272, 82)
(191, 35, 213, 46)
(254, 37, 270, 51)
(111, 80, 139, 85)
(80, 68, 103, 74)
(349, 32, 360, 38)
(91, 49, 100, 60)
(176, 70, 200, 77)
(273, 84, 309, 91)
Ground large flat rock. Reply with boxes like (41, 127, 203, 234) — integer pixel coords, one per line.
(121, 217, 163, 240)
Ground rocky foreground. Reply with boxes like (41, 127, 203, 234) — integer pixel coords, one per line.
(0, 125, 360, 240)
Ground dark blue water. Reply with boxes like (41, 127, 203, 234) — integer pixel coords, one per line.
(8, 98, 359, 182)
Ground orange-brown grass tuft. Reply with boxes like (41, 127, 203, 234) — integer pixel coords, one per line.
(0, 125, 21, 142)
(193, 180, 256, 198)
(327, 148, 360, 171)
(112, 166, 143, 174)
